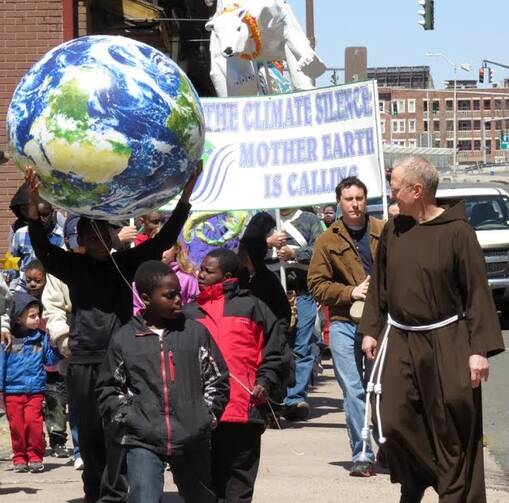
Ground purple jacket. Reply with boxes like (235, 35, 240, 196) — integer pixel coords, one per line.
(133, 262, 199, 316)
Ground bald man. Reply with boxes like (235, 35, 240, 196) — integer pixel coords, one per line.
(360, 156, 504, 502)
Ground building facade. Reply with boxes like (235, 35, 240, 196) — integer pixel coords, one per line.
(378, 86, 509, 165)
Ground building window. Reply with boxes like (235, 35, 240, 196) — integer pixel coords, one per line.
(407, 99, 416, 113)
(446, 99, 454, 112)
(408, 119, 416, 133)
(483, 99, 491, 110)
(458, 120, 472, 131)
(379, 101, 385, 113)
(505, 99, 509, 110)
(474, 140, 481, 150)
(432, 100, 440, 113)
(423, 120, 429, 132)
(457, 100, 471, 111)
(495, 120, 502, 130)
(458, 140, 472, 151)
(407, 139, 417, 147)
(473, 100, 481, 111)
(433, 138, 441, 148)
(485, 121, 492, 130)
(392, 140, 405, 147)
(433, 119, 440, 131)
(447, 140, 454, 149)
(446, 120, 454, 131)
(473, 120, 481, 131)
(496, 139, 501, 150)
(392, 120, 405, 133)
(505, 119, 509, 130)
(423, 100, 428, 112)
(495, 99, 503, 110)
(392, 100, 405, 114)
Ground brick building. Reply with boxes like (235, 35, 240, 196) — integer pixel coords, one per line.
(378, 85, 509, 165)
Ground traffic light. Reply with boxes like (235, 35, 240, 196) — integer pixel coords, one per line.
(488, 67, 494, 84)
(479, 67, 484, 83)
(417, 0, 434, 30)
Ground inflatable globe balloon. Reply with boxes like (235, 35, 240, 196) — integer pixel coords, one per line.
(7, 35, 205, 220)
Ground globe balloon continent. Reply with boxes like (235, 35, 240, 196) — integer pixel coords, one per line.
(7, 35, 205, 220)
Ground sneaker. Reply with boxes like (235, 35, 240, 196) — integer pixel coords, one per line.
(282, 401, 310, 421)
(73, 457, 84, 470)
(52, 444, 69, 458)
(13, 463, 29, 473)
(350, 461, 376, 477)
(28, 462, 44, 473)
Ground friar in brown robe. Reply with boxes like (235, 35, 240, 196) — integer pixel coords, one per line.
(360, 156, 505, 503)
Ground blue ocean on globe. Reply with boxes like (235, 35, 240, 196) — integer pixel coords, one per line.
(7, 35, 205, 220)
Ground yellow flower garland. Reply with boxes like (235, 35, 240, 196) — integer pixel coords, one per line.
(219, 3, 263, 61)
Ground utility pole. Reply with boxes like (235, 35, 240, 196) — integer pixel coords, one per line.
(305, 0, 315, 49)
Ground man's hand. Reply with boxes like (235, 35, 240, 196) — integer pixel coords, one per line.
(1, 331, 12, 351)
(351, 275, 371, 301)
(180, 160, 203, 204)
(362, 335, 377, 360)
(117, 226, 137, 244)
(24, 166, 41, 220)
(267, 230, 286, 249)
(469, 354, 489, 388)
(276, 245, 296, 262)
(251, 384, 267, 400)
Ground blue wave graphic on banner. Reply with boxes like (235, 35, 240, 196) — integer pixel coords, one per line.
(191, 144, 235, 205)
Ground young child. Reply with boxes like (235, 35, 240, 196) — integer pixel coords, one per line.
(96, 260, 229, 503)
(185, 249, 287, 502)
(25, 164, 200, 502)
(0, 293, 59, 472)
(135, 210, 164, 246)
(23, 259, 46, 297)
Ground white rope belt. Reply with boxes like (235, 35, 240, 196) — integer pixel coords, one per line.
(359, 313, 460, 462)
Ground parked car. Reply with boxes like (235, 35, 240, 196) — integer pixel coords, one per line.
(436, 183, 509, 312)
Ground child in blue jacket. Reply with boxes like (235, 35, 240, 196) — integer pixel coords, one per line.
(0, 292, 59, 473)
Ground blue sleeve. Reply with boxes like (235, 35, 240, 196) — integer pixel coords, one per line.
(0, 344, 6, 392)
(43, 334, 60, 366)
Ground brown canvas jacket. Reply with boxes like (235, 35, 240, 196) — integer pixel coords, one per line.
(307, 216, 385, 323)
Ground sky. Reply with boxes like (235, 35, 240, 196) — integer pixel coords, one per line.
(288, 0, 509, 89)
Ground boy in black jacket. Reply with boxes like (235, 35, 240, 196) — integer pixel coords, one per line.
(96, 261, 229, 503)
(24, 165, 200, 503)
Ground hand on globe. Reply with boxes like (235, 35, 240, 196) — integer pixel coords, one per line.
(25, 166, 41, 221)
(180, 160, 203, 204)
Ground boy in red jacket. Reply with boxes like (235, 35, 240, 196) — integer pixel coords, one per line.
(185, 248, 286, 503)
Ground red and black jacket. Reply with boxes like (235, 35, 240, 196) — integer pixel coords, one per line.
(96, 314, 229, 457)
(185, 279, 287, 425)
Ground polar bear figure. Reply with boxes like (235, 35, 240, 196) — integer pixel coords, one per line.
(206, 0, 326, 96)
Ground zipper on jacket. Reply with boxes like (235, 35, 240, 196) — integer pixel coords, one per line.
(168, 351, 176, 382)
(159, 333, 172, 456)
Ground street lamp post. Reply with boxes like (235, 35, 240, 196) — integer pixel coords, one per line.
(426, 53, 471, 176)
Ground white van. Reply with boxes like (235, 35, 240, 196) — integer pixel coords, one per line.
(436, 183, 509, 311)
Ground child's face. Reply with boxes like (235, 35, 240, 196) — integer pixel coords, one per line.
(142, 212, 163, 236)
(198, 256, 226, 291)
(18, 305, 40, 331)
(25, 268, 46, 297)
(144, 274, 183, 320)
(80, 226, 112, 261)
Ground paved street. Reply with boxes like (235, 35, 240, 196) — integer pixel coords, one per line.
(0, 353, 508, 502)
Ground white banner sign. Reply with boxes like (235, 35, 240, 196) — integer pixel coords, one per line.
(188, 80, 384, 211)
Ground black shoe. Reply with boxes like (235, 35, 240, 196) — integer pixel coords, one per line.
(399, 486, 425, 503)
(282, 401, 310, 421)
(350, 461, 376, 477)
(52, 444, 69, 458)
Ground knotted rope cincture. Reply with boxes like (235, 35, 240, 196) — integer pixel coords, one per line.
(358, 313, 460, 463)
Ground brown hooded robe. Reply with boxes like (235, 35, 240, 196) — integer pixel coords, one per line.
(359, 202, 505, 502)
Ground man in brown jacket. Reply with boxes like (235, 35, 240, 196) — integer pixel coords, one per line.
(308, 176, 384, 477)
